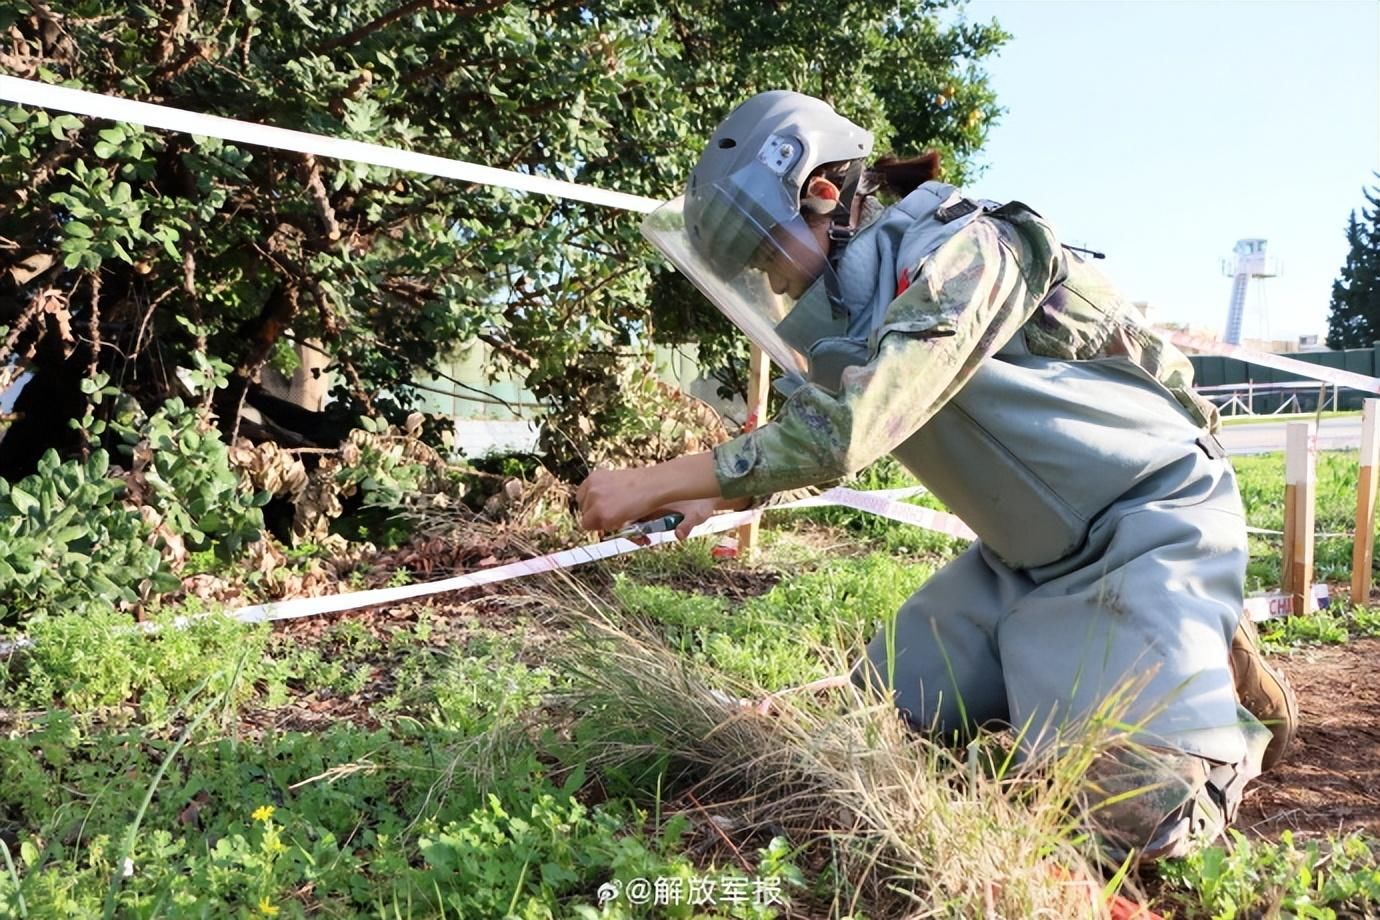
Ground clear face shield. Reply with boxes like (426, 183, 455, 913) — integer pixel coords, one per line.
(640, 188, 846, 377)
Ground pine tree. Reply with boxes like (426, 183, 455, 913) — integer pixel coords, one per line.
(1326, 179, 1380, 348)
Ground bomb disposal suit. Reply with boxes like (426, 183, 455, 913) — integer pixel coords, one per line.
(642, 91, 1271, 859)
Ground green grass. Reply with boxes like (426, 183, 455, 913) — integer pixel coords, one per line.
(1155, 830, 1380, 918)
(1233, 450, 1373, 592)
(5, 451, 1380, 917)
(1220, 410, 1360, 426)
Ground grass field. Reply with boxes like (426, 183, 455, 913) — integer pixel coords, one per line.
(3, 454, 1380, 918)
(1219, 410, 1361, 427)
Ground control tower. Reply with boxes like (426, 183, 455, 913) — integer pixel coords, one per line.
(1222, 239, 1280, 345)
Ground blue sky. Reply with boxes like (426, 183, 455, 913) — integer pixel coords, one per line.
(953, 0, 1379, 343)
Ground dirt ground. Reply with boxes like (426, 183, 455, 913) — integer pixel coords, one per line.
(1237, 637, 1380, 839)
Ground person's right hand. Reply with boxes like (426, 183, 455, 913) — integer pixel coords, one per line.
(657, 497, 724, 540)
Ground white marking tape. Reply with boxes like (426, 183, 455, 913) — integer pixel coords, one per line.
(0, 76, 661, 214)
(0, 487, 969, 654)
(8, 74, 1375, 396)
(0, 76, 1365, 647)
(795, 486, 977, 541)
(1163, 330, 1380, 396)
(1245, 583, 1331, 622)
(1246, 526, 1354, 538)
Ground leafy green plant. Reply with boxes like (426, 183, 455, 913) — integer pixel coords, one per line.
(113, 388, 270, 559)
(6, 604, 267, 720)
(1258, 604, 1380, 651)
(419, 788, 799, 919)
(0, 448, 169, 625)
(1157, 831, 1380, 918)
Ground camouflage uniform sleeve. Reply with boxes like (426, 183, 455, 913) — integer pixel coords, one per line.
(712, 211, 1064, 500)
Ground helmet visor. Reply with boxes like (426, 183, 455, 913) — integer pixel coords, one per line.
(641, 193, 840, 375)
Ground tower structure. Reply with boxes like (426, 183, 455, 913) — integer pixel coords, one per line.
(1222, 239, 1280, 345)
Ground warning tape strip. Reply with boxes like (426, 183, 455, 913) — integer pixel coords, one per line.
(0, 487, 968, 655)
(1245, 583, 1330, 622)
(6, 76, 1380, 397)
(1246, 526, 1355, 538)
(0, 76, 662, 214)
(1163, 330, 1380, 396)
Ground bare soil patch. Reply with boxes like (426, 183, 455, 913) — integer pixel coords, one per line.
(1237, 637, 1380, 839)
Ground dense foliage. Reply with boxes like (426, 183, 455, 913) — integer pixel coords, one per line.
(1326, 178, 1380, 349)
(0, 0, 1007, 479)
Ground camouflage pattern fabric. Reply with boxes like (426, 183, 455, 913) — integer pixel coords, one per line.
(711, 204, 1213, 499)
(1084, 728, 1267, 862)
(1026, 250, 1221, 433)
(712, 210, 1063, 498)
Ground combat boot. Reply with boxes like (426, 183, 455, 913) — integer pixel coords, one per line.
(1230, 614, 1298, 771)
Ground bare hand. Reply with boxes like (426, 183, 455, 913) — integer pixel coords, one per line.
(576, 468, 658, 533)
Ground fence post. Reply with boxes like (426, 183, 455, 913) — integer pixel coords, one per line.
(1352, 400, 1380, 605)
(736, 345, 770, 559)
(1284, 421, 1317, 614)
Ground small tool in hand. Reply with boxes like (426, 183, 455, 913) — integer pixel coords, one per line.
(612, 512, 685, 541)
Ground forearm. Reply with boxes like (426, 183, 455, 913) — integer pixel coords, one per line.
(714, 216, 1063, 499)
(638, 451, 752, 509)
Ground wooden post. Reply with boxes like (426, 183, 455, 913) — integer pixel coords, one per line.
(736, 345, 771, 559)
(1284, 421, 1317, 614)
(1352, 400, 1380, 604)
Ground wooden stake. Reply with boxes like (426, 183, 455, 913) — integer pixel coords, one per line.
(1352, 400, 1380, 604)
(1284, 421, 1316, 614)
(736, 345, 771, 559)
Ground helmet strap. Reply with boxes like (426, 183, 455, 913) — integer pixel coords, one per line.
(826, 159, 865, 264)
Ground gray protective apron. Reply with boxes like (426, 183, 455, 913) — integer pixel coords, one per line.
(795, 182, 1270, 770)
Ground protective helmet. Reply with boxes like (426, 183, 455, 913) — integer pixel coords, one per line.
(641, 92, 874, 375)
(683, 91, 874, 277)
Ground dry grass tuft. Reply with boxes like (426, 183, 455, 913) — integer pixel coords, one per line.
(548, 605, 1148, 919)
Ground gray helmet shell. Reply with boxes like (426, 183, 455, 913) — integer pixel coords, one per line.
(683, 91, 874, 277)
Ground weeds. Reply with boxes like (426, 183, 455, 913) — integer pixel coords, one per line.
(1156, 830, 1380, 918)
(550, 609, 1144, 918)
(5, 449, 1380, 917)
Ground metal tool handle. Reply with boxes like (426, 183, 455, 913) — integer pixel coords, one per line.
(615, 512, 685, 539)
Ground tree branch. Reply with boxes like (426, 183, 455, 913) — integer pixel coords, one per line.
(297, 154, 341, 242)
(81, 271, 101, 455)
(478, 331, 534, 368)
(153, 0, 194, 66)
(305, 279, 376, 415)
(315, 0, 510, 56)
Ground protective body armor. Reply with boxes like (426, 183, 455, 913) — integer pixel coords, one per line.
(817, 182, 1222, 571)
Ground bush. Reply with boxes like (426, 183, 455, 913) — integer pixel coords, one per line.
(0, 383, 268, 629)
(0, 448, 168, 625)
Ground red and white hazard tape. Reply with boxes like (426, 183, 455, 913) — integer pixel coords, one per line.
(1163, 330, 1380, 396)
(0, 488, 969, 655)
(1244, 583, 1330, 622)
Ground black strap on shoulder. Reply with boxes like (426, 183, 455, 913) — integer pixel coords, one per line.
(1196, 433, 1228, 460)
(936, 198, 980, 223)
(988, 200, 1045, 220)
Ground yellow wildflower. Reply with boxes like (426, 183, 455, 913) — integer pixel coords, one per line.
(257, 897, 279, 917)
(251, 805, 276, 823)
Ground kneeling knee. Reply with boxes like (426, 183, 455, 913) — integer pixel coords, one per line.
(1083, 747, 1240, 863)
